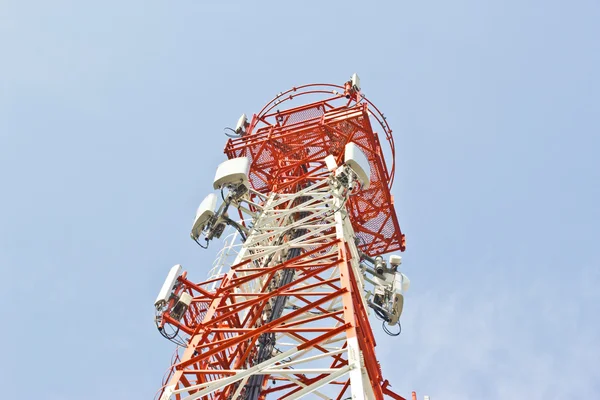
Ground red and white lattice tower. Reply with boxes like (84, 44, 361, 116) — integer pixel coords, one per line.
(154, 75, 408, 400)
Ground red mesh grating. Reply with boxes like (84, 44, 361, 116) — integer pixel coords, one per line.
(281, 104, 325, 126)
(224, 103, 404, 255)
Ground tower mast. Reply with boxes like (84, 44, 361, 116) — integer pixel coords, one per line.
(154, 76, 408, 400)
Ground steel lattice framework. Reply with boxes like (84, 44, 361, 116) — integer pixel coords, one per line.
(155, 79, 407, 400)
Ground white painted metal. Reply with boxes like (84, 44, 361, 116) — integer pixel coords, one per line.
(206, 230, 243, 289)
(347, 336, 369, 399)
(159, 385, 175, 400)
(285, 366, 351, 400)
(160, 169, 394, 400)
(177, 347, 303, 399)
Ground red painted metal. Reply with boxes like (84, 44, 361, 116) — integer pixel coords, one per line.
(225, 84, 405, 255)
(155, 78, 407, 400)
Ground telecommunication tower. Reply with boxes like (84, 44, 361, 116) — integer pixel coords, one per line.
(154, 75, 409, 400)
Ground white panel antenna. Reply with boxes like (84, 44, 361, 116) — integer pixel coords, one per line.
(400, 273, 410, 293)
(389, 293, 404, 326)
(154, 264, 182, 308)
(191, 193, 217, 239)
(235, 113, 248, 134)
(213, 157, 250, 190)
(351, 73, 361, 91)
(344, 142, 371, 189)
(324, 154, 338, 172)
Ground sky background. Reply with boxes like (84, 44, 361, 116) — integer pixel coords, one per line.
(1, 1, 599, 399)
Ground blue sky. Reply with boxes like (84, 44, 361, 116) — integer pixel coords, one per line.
(1, 1, 599, 399)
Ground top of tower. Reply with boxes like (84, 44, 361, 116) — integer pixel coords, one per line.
(223, 75, 405, 255)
